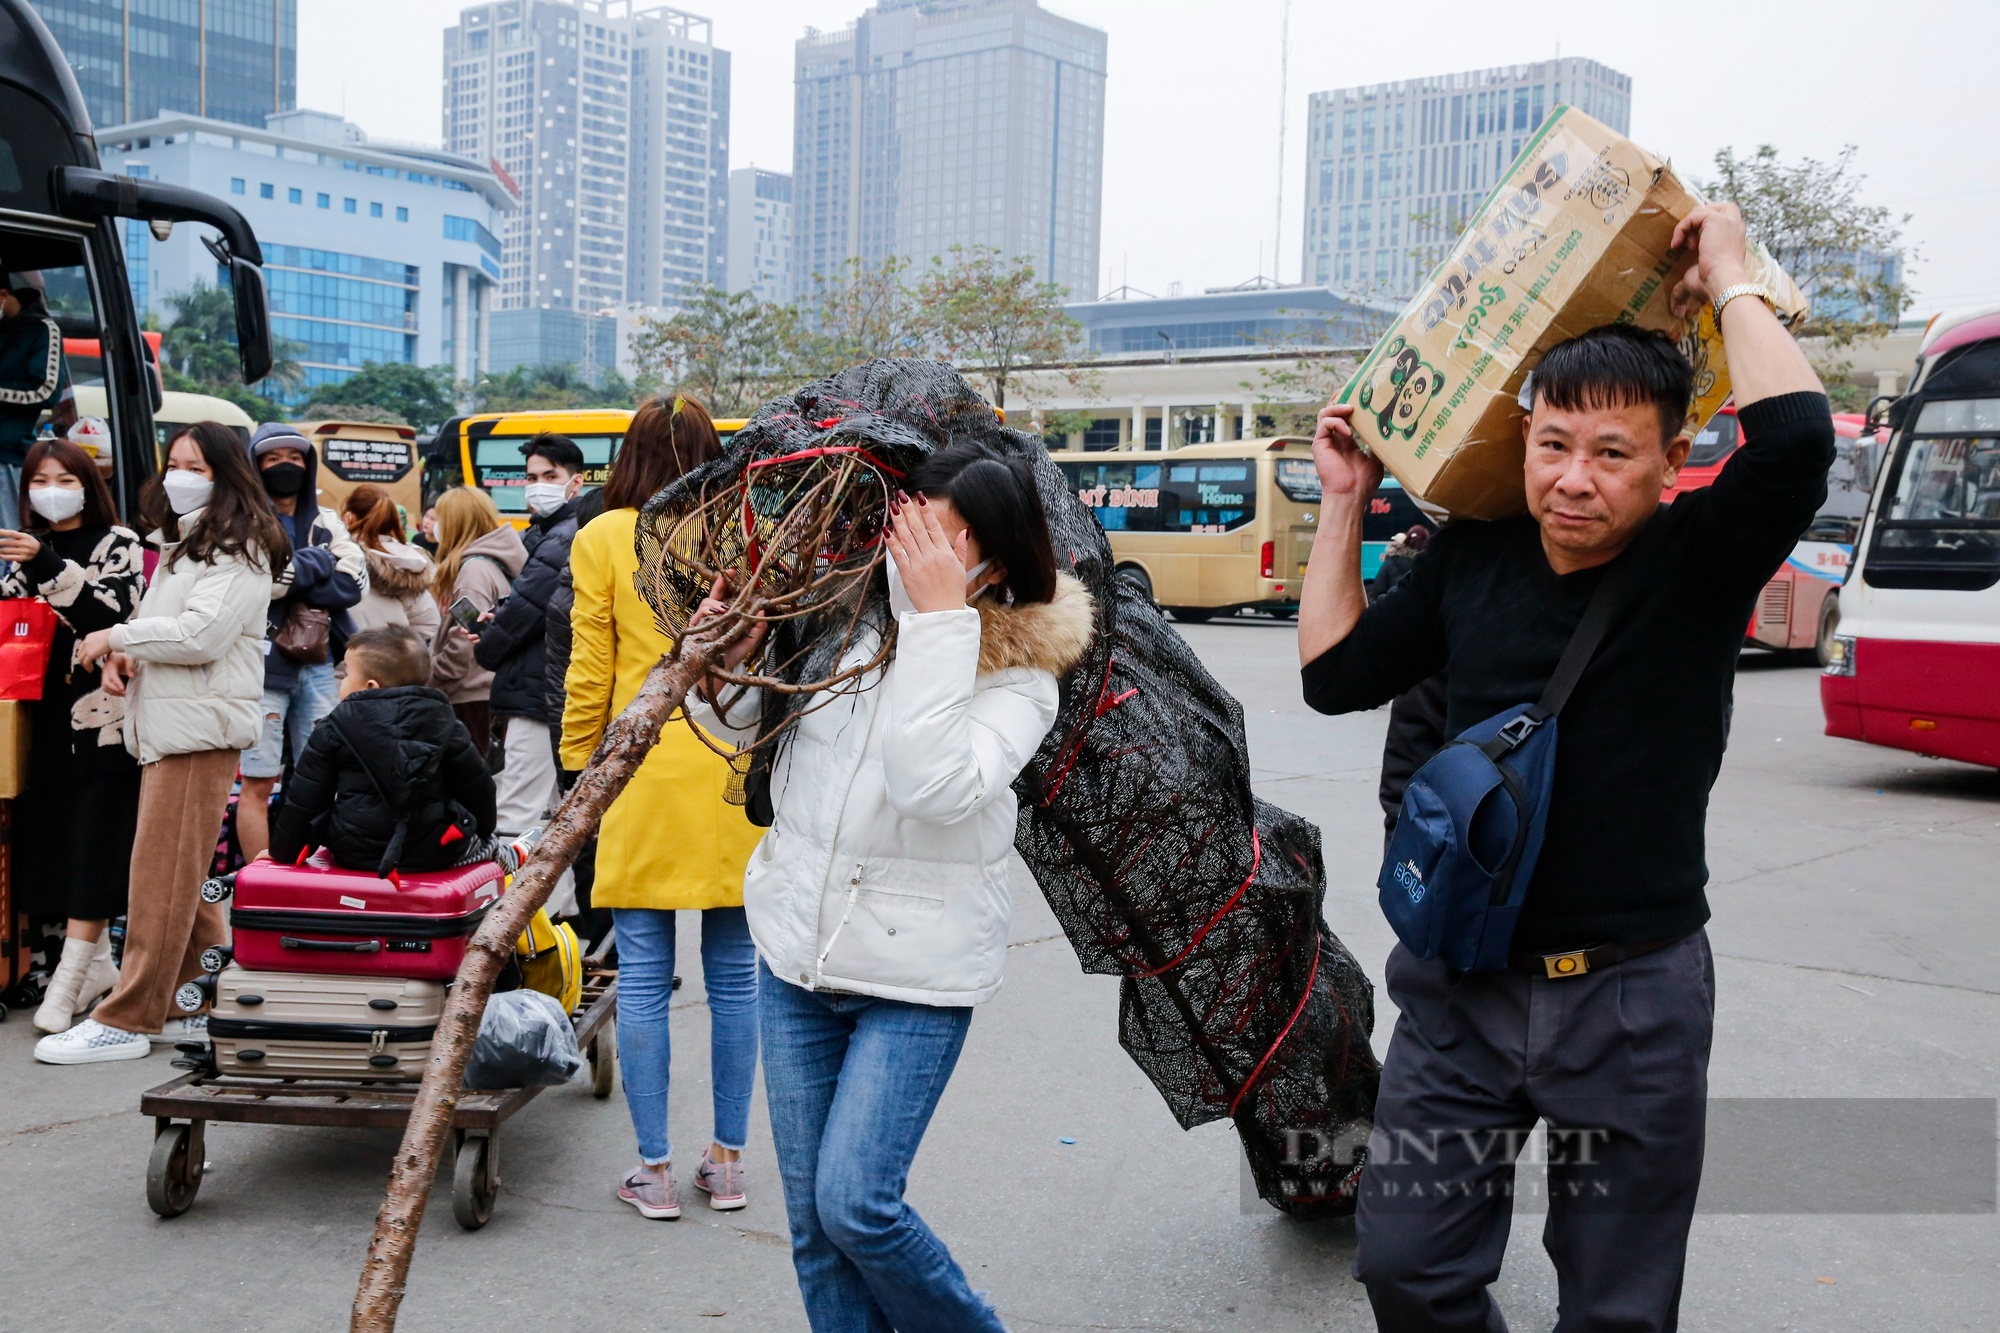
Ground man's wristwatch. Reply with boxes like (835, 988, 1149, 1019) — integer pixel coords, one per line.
(1711, 281, 1774, 325)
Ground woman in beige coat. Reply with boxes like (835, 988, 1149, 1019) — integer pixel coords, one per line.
(37, 421, 287, 1064)
(427, 486, 525, 759)
(341, 483, 440, 639)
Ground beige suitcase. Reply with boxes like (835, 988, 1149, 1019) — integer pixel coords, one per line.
(206, 965, 445, 1081)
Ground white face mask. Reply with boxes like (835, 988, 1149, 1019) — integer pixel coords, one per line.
(886, 553, 994, 615)
(523, 481, 570, 517)
(161, 470, 214, 516)
(27, 486, 86, 524)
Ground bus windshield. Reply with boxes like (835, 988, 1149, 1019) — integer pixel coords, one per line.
(1871, 397, 2000, 579)
(474, 434, 620, 514)
(1060, 458, 1256, 533)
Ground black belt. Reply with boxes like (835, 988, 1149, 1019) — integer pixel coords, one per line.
(1508, 934, 1686, 980)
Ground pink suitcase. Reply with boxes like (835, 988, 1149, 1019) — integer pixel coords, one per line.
(219, 852, 504, 981)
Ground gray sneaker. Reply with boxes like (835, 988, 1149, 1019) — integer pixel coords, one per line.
(618, 1165, 682, 1220)
(153, 1016, 208, 1046)
(692, 1150, 746, 1211)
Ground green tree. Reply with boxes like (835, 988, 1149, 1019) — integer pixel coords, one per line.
(1701, 144, 1914, 406)
(158, 281, 304, 395)
(793, 255, 931, 375)
(300, 401, 409, 426)
(470, 362, 636, 413)
(918, 245, 1090, 410)
(627, 287, 805, 417)
(302, 362, 457, 432)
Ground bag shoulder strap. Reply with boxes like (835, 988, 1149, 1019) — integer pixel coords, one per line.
(1536, 507, 1665, 718)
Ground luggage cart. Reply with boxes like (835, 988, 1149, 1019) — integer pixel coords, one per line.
(138, 963, 618, 1230)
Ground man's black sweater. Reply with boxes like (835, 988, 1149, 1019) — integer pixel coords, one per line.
(1303, 392, 1835, 951)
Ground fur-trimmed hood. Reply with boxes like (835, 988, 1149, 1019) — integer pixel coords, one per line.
(364, 541, 432, 599)
(974, 571, 1094, 677)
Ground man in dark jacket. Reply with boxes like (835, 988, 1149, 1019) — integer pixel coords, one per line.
(238, 422, 367, 860)
(266, 627, 496, 875)
(1299, 204, 1833, 1331)
(475, 432, 586, 843)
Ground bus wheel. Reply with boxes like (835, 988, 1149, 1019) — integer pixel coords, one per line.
(1115, 565, 1154, 603)
(1815, 593, 1841, 668)
(1168, 606, 1215, 624)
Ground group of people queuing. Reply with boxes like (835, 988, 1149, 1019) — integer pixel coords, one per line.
(3, 200, 1833, 1333)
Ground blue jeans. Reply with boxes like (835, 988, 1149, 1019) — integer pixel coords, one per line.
(240, 662, 339, 779)
(611, 907, 758, 1167)
(759, 962, 1005, 1333)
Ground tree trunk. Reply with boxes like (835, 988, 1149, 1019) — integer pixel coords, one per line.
(351, 639, 719, 1332)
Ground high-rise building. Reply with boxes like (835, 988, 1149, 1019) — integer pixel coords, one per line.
(792, 0, 1106, 301)
(100, 108, 514, 396)
(727, 168, 791, 304)
(1301, 59, 1632, 303)
(627, 7, 728, 306)
(30, 0, 298, 134)
(444, 0, 729, 368)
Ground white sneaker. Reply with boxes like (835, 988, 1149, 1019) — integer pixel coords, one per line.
(153, 1016, 209, 1046)
(34, 1019, 151, 1065)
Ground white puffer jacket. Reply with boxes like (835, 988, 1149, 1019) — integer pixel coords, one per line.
(110, 513, 275, 765)
(695, 573, 1094, 1006)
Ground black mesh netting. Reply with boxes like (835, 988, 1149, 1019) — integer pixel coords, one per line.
(638, 360, 1380, 1215)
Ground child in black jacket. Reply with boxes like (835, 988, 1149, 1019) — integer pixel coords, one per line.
(266, 626, 498, 875)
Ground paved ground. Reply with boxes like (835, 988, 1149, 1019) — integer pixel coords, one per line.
(4, 617, 1996, 1331)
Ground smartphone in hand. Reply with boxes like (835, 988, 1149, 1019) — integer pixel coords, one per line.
(448, 596, 484, 634)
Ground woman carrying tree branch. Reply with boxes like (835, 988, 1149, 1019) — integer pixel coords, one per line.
(690, 442, 1094, 1332)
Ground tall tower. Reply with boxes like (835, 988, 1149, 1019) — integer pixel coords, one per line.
(445, 0, 636, 316)
(1300, 58, 1632, 303)
(627, 7, 729, 308)
(791, 0, 1106, 301)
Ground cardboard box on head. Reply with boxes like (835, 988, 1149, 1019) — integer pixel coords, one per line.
(1338, 105, 1807, 520)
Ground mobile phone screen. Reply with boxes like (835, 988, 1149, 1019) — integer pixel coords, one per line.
(449, 597, 483, 632)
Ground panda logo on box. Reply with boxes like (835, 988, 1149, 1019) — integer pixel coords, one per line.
(1359, 336, 1445, 442)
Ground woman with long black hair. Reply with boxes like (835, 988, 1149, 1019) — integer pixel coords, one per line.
(692, 442, 1095, 1330)
(0, 437, 143, 1033)
(35, 421, 288, 1064)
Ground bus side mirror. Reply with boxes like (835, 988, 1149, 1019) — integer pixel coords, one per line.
(205, 240, 273, 386)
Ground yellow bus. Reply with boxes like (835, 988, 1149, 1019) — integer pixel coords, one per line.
(1050, 439, 1431, 621)
(433, 408, 748, 525)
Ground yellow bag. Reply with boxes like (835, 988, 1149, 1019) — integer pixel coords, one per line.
(515, 908, 582, 1014)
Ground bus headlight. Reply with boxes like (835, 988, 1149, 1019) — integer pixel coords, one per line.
(1823, 634, 1857, 676)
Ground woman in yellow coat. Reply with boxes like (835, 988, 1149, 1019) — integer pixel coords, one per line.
(562, 394, 764, 1219)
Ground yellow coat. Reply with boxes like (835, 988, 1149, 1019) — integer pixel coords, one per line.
(560, 508, 760, 910)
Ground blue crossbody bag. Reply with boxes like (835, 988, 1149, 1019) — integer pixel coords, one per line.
(1376, 537, 1644, 972)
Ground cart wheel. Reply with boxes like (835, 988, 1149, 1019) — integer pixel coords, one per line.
(590, 1027, 616, 1099)
(452, 1134, 499, 1230)
(147, 1121, 203, 1218)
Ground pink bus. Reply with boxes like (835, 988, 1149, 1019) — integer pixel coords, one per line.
(1821, 306, 2000, 770)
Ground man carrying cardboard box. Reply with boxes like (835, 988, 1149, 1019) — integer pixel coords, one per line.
(1297, 203, 1833, 1331)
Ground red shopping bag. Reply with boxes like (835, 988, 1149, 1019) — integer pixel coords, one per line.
(0, 599, 58, 701)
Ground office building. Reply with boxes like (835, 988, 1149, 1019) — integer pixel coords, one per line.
(1068, 282, 1396, 358)
(30, 0, 297, 135)
(726, 167, 791, 304)
(1301, 58, 1632, 301)
(792, 0, 1106, 300)
(627, 6, 729, 306)
(444, 0, 729, 371)
(102, 108, 515, 395)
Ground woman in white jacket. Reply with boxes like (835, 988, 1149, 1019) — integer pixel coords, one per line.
(693, 444, 1093, 1332)
(36, 421, 286, 1064)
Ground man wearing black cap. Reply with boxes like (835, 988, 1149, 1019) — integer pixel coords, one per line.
(0, 270, 76, 531)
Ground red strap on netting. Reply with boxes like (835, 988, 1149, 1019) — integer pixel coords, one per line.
(1039, 654, 1138, 806)
(1128, 828, 1260, 980)
(745, 443, 906, 478)
(1228, 929, 1321, 1119)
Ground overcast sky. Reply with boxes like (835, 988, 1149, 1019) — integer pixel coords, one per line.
(302, 0, 1996, 314)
